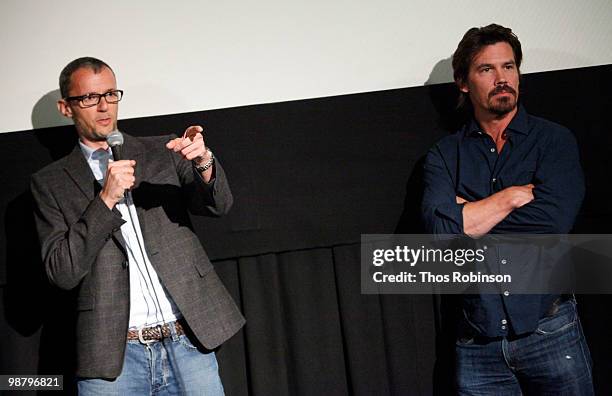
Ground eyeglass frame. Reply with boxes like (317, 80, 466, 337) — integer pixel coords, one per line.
(64, 89, 124, 108)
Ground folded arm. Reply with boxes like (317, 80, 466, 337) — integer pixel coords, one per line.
(422, 128, 583, 237)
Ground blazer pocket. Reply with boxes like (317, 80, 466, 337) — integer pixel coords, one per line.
(193, 259, 214, 278)
(76, 294, 94, 311)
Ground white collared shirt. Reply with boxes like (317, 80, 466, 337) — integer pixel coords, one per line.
(79, 141, 180, 329)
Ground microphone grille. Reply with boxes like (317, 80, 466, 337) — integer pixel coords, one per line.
(106, 130, 124, 147)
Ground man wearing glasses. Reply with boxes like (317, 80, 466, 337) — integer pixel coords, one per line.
(31, 57, 244, 394)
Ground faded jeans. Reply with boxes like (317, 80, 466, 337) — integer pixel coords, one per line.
(455, 299, 593, 395)
(77, 323, 224, 395)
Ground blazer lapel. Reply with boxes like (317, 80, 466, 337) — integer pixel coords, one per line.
(122, 134, 145, 190)
(63, 143, 128, 257)
(120, 134, 152, 250)
(63, 146, 96, 201)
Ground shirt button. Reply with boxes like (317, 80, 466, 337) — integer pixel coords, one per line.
(492, 178, 497, 183)
(490, 148, 495, 153)
(501, 259, 507, 264)
(501, 325, 507, 330)
(501, 319, 507, 324)
(503, 290, 510, 297)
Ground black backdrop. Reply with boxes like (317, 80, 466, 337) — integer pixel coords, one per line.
(1, 65, 611, 395)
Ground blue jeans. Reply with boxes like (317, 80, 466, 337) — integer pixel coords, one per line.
(77, 323, 224, 395)
(455, 300, 593, 395)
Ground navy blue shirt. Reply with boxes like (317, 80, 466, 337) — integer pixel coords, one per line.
(421, 105, 584, 337)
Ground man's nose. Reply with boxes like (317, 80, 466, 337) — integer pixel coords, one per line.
(97, 97, 108, 111)
(495, 67, 508, 85)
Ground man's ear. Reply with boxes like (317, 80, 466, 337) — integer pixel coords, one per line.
(57, 99, 73, 118)
(457, 79, 469, 94)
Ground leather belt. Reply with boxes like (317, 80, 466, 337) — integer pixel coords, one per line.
(127, 321, 185, 344)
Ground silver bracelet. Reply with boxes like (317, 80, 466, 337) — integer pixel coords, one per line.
(193, 149, 214, 173)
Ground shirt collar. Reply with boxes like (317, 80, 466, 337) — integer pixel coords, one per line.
(79, 140, 111, 161)
(466, 104, 530, 137)
(506, 105, 529, 135)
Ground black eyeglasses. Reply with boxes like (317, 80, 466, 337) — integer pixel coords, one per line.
(65, 90, 123, 108)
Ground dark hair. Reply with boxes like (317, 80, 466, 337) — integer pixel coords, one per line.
(59, 57, 114, 98)
(452, 24, 522, 107)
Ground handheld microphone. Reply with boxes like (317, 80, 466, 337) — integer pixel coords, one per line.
(106, 130, 128, 198)
(106, 130, 124, 161)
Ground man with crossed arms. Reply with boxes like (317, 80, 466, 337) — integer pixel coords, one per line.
(422, 25, 593, 394)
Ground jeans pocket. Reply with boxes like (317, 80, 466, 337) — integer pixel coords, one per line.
(535, 302, 577, 335)
(179, 335, 199, 352)
(456, 337, 476, 346)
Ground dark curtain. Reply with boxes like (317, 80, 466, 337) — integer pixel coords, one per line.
(214, 246, 436, 395)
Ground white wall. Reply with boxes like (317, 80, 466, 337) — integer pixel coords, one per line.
(1, 0, 611, 133)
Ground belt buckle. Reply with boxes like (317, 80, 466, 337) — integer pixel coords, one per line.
(138, 326, 156, 345)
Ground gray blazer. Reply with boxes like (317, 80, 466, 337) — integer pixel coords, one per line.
(31, 133, 245, 379)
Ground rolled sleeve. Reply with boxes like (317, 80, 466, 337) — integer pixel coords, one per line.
(422, 146, 464, 234)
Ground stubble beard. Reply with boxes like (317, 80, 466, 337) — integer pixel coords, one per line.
(74, 118, 117, 143)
